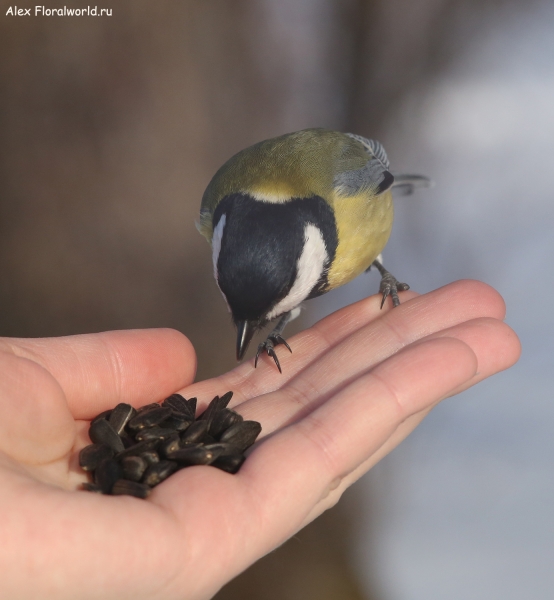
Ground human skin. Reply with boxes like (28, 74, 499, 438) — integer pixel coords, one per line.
(0, 280, 520, 600)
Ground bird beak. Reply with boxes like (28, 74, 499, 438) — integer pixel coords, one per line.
(236, 320, 256, 361)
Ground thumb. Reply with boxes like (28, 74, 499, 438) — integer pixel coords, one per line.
(0, 351, 76, 464)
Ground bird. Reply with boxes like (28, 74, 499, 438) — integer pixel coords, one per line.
(197, 128, 431, 372)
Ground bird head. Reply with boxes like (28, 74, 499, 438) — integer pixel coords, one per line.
(210, 192, 337, 360)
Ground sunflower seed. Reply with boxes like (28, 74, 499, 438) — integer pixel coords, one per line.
(212, 454, 245, 474)
(108, 403, 137, 435)
(112, 479, 150, 499)
(120, 433, 136, 448)
(198, 392, 233, 429)
(209, 408, 243, 438)
(219, 421, 262, 452)
(161, 414, 192, 431)
(162, 394, 195, 420)
(89, 419, 125, 453)
(79, 443, 115, 471)
(80, 389, 255, 498)
(128, 407, 172, 431)
(159, 433, 182, 458)
(91, 409, 112, 424)
(167, 445, 222, 465)
(204, 442, 242, 458)
(95, 458, 122, 494)
(179, 420, 208, 443)
(142, 460, 179, 486)
(140, 450, 160, 466)
(137, 403, 162, 414)
(116, 439, 159, 458)
(120, 456, 148, 482)
(186, 397, 197, 416)
(134, 427, 176, 442)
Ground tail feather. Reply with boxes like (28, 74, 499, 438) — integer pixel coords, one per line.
(392, 174, 433, 196)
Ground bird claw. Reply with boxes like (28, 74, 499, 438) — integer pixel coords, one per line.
(379, 273, 410, 308)
(254, 334, 292, 373)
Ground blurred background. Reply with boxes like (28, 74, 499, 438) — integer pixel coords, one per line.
(1, 0, 552, 598)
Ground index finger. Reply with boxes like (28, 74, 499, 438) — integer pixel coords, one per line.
(183, 280, 506, 410)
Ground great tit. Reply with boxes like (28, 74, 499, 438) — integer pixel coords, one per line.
(198, 128, 430, 372)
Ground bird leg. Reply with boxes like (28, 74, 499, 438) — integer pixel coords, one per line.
(255, 310, 296, 373)
(370, 259, 410, 308)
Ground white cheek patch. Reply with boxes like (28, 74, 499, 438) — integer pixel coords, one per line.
(211, 214, 226, 281)
(266, 223, 328, 321)
(211, 214, 232, 312)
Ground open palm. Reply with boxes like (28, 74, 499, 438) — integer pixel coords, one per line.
(0, 280, 520, 600)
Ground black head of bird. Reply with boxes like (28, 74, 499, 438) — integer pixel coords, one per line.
(198, 128, 431, 372)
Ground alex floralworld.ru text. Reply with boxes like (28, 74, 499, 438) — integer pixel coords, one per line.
(5, 6, 112, 16)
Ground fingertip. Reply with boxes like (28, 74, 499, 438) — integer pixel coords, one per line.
(100, 328, 198, 409)
(147, 328, 198, 383)
(441, 279, 507, 320)
(478, 318, 521, 372)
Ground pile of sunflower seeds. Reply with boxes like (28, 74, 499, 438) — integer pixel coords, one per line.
(79, 392, 261, 498)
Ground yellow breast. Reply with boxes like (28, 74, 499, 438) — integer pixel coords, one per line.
(327, 190, 393, 289)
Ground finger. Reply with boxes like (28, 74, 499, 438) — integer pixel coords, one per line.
(182, 280, 505, 411)
(153, 315, 518, 591)
(236, 316, 517, 432)
(300, 318, 521, 525)
(208, 284, 508, 428)
(1, 329, 196, 419)
(229, 338, 478, 562)
(0, 352, 75, 463)
(300, 407, 433, 526)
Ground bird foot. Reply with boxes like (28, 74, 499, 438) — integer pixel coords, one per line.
(254, 334, 292, 373)
(379, 273, 410, 308)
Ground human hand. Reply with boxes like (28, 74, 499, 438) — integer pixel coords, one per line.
(0, 280, 520, 599)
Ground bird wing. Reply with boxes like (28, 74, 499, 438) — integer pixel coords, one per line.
(333, 134, 394, 198)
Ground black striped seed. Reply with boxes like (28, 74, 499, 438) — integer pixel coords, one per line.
(142, 460, 179, 486)
(128, 407, 172, 431)
(112, 480, 151, 499)
(79, 443, 115, 471)
(140, 451, 160, 466)
(219, 421, 262, 452)
(116, 439, 159, 459)
(89, 419, 125, 453)
(167, 445, 222, 466)
(80, 391, 259, 498)
(204, 443, 241, 458)
(108, 403, 137, 435)
(161, 414, 193, 431)
(212, 454, 245, 474)
(198, 392, 233, 431)
(209, 408, 243, 438)
(120, 456, 148, 482)
(95, 459, 122, 494)
(180, 420, 208, 443)
(162, 394, 195, 420)
(134, 427, 177, 442)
